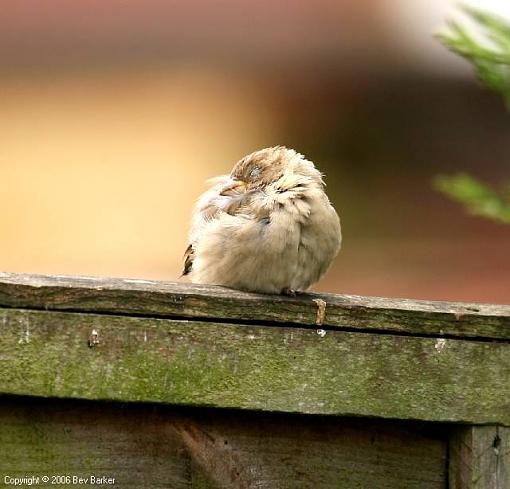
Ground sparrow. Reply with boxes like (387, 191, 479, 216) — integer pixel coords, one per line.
(183, 146, 341, 294)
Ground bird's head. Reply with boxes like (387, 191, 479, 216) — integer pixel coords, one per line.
(229, 146, 323, 193)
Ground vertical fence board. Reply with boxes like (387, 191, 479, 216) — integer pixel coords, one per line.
(449, 426, 509, 489)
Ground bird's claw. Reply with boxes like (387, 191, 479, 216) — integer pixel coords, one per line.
(282, 288, 297, 296)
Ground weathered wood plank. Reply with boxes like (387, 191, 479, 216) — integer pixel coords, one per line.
(1, 308, 509, 423)
(0, 272, 509, 340)
(0, 397, 448, 489)
(174, 410, 448, 489)
(0, 398, 214, 489)
(449, 425, 509, 489)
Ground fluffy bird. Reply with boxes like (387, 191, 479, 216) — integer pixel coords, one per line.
(183, 146, 341, 294)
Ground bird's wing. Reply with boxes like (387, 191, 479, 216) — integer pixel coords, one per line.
(181, 243, 194, 276)
(183, 175, 261, 275)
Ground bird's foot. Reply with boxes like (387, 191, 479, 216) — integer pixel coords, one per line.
(281, 288, 297, 297)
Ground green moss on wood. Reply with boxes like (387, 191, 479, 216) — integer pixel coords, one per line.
(0, 308, 509, 424)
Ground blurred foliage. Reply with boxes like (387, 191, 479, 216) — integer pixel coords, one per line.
(438, 5, 510, 107)
(434, 173, 510, 224)
(434, 6, 510, 224)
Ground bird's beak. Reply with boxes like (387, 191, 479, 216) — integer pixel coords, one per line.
(220, 178, 248, 196)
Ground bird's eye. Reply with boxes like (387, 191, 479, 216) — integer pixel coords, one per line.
(249, 167, 261, 179)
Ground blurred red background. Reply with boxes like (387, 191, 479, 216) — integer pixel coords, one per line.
(1, 0, 509, 303)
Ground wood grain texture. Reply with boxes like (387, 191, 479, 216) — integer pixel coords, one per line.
(0, 397, 448, 489)
(0, 272, 509, 340)
(1, 308, 509, 424)
(449, 425, 509, 489)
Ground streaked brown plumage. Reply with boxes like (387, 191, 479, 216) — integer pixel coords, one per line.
(183, 146, 341, 294)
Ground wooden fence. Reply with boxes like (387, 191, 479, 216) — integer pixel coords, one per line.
(0, 272, 508, 488)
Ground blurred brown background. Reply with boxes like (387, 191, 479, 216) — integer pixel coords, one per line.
(1, 0, 509, 303)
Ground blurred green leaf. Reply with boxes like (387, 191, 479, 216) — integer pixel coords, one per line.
(437, 6, 510, 108)
(434, 174, 510, 224)
(435, 7, 510, 225)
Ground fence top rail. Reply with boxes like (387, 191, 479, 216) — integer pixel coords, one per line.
(0, 272, 509, 341)
(1, 271, 509, 423)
